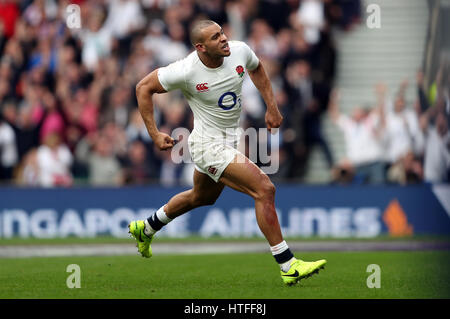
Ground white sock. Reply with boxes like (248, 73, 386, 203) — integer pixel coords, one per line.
(156, 206, 173, 224)
(270, 240, 287, 255)
(143, 219, 156, 236)
(280, 257, 297, 273)
(144, 205, 172, 236)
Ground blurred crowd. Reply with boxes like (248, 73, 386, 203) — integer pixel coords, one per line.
(0, 0, 448, 187)
(329, 68, 450, 186)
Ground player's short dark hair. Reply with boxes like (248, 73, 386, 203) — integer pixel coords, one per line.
(190, 20, 217, 46)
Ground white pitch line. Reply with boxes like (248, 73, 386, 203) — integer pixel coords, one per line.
(0, 241, 449, 258)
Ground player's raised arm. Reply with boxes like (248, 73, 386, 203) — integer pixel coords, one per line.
(136, 69, 175, 150)
(248, 61, 283, 133)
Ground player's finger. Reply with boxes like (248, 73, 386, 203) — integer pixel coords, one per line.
(165, 136, 176, 146)
(162, 143, 173, 151)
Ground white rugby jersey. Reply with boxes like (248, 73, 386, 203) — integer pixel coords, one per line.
(157, 40, 259, 141)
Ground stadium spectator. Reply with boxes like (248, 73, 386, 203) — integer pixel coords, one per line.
(124, 37, 155, 86)
(100, 121, 128, 160)
(387, 150, 423, 185)
(143, 19, 172, 65)
(295, 0, 326, 46)
(247, 19, 279, 60)
(87, 132, 123, 186)
(123, 139, 154, 185)
(225, 1, 246, 41)
(416, 70, 430, 115)
(325, 0, 362, 31)
(15, 147, 39, 186)
(157, 98, 190, 186)
(423, 112, 450, 183)
(1, 38, 25, 100)
(1, 96, 45, 160)
(284, 58, 333, 178)
(126, 109, 153, 144)
(328, 88, 385, 184)
(102, 0, 145, 44)
(0, 0, 20, 39)
(331, 159, 355, 185)
(36, 89, 66, 143)
(256, 0, 293, 33)
(146, 15, 189, 66)
(79, 5, 111, 72)
(68, 87, 98, 134)
(73, 130, 97, 180)
(383, 83, 425, 165)
(101, 83, 133, 128)
(36, 131, 73, 187)
(0, 112, 18, 180)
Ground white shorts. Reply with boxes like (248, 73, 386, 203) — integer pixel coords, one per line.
(188, 131, 242, 183)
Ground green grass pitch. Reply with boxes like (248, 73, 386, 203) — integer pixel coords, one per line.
(1, 251, 449, 299)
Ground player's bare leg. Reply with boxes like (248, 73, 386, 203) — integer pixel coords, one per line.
(141, 169, 224, 236)
(163, 169, 225, 219)
(128, 169, 225, 258)
(218, 153, 282, 246)
(219, 153, 326, 285)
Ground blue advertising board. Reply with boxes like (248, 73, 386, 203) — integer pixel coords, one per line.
(0, 184, 449, 238)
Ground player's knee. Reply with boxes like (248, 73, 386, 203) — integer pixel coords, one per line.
(204, 196, 218, 206)
(199, 194, 218, 206)
(255, 178, 276, 201)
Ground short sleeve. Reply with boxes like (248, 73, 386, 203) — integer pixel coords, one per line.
(157, 60, 185, 92)
(242, 42, 259, 71)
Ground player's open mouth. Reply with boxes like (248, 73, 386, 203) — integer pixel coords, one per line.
(222, 43, 229, 52)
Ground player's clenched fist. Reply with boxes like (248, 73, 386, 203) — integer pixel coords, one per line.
(265, 108, 283, 133)
(153, 132, 175, 150)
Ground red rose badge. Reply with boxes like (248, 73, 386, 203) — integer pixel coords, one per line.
(236, 65, 245, 77)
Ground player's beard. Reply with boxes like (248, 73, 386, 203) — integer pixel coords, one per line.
(204, 50, 228, 62)
(206, 42, 230, 58)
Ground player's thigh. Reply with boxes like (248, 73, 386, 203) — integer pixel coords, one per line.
(192, 168, 225, 203)
(219, 153, 274, 199)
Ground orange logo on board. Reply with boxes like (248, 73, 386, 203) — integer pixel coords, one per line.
(382, 199, 413, 236)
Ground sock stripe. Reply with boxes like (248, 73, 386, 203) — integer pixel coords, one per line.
(147, 214, 165, 231)
(273, 248, 294, 264)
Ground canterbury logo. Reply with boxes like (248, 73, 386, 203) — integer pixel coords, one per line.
(196, 83, 209, 92)
(208, 166, 218, 175)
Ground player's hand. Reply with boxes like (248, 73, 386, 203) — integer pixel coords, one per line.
(153, 132, 176, 150)
(265, 108, 283, 134)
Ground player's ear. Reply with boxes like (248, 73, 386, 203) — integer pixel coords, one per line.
(195, 43, 206, 52)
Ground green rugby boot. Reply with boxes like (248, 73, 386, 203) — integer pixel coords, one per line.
(128, 220, 154, 258)
(281, 258, 326, 286)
